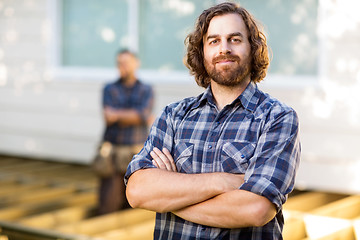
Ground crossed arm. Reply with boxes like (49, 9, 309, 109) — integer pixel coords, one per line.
(104, 106, 155, 127)
(126, 147, 276, 228)
(104, 106, 143, 126)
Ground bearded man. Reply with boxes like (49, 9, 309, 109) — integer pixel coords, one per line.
(125, 2, 301, 239)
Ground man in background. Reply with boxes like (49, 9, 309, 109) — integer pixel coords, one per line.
(125, 2, 300, 239)
(98, 49, 154, 215)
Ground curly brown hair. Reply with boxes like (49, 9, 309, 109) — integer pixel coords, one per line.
(184, 2, 270, 88)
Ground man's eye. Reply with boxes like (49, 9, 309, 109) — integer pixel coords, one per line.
(209, 39, 218, 45)
(231, 38, 241, 43)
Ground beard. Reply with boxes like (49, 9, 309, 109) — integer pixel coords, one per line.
(204, 54, 251, 87)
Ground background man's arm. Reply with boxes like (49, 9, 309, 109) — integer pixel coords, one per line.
(103, 84, 154, 127)
(104, 107, 143, 126)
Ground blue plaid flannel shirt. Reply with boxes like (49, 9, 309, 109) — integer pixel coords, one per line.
(125, 82, 300, 239)
(103, 78, 154, 145)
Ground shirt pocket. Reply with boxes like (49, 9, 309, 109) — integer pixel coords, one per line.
(174, 142, 194, 173)
(221, 141, 255, 173)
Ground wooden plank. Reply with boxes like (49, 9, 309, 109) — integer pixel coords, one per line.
(0, 158, 25, 167)
(52, 182, 97, 193)
(0, 171, 45, 185)
(0, 191, 96, 221)
(0, 178, 18, 187)
(0, 185, 53, 207)
(310, 195, 360, 219)
(301, 225, 355, 240)
(12, 164, 97, 188)
(0, 181, 20, 190)
(0, 220, 94, 240)
(0, 235, 9, 240)
(283, 192, 348, 212)
(58, 191, 97, 206)
(51, 174, 97, 184)
(56, 208, 155, 235)
(283, 211, 306, 240)
(94, 219, 154, 240)
(353, 218, 360, 240)
(20, 164, 75, 175)
(2, 165, 83, 183)
(0, 186, 77, 207)
(17, 204, 96, 229)
(0, 157, 95, 184)
(21, 164, 89, 177)
(0, 181, 47, 196)
(0, 161, 48, 173)
(303, 214, 354, 240)
(0, 160, 97, 184)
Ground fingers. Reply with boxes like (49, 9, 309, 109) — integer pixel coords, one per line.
(150, 147, 177, 172)
(219, 172, 245, 192)
(162, 148, 177, 172)
(152, 159, 159, 168)
(150, 148, 170, 170)
(151, 147, 173, 171)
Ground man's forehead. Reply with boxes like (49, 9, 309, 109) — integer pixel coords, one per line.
(205, 13, 248, 38)
(118, 53, 136, 61)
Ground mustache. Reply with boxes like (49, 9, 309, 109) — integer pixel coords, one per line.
(212, 54, 240, 64)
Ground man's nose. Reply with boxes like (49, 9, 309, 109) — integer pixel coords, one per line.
(219, 41, 231, 54)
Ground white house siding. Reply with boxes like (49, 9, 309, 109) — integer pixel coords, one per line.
(0, 0, 360, 193)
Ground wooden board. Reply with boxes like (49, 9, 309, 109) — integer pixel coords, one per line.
(283, 192, 348, 212)
(18, 204, 96, 229)
(94, 219, 154, 240)
(283, 211, 306, 240)
(302, 214, 355, 240)
(56, 208, 155, 236)
(310, 195, 360, 219)
(0, 191, 96, 221)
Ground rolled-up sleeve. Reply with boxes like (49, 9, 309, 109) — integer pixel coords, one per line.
(134, 85, 154, 124)
(102, 84, 114, 107)
(240, 107, 301, 211)
(124, 104, 176, 185)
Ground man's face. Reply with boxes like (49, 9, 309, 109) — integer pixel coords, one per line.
(203, 13, 252, 87)
(116, 53, 138, 79)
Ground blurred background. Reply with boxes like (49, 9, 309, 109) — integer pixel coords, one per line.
(0, 0, 360, 239)
(1, 0, 359, 193)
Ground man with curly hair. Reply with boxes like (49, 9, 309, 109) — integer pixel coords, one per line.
(125, 2, 300, 239)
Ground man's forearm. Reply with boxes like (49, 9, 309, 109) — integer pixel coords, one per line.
(116, 109, 143, 125)
(173, 189, 277, 228)
(104, 107, 142, 126)
(126, 168, 243, 213)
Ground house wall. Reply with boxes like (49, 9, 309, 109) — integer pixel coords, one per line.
(0, 0, 359, 193)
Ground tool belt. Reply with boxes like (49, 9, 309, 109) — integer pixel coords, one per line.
(92, 142, 143, 177)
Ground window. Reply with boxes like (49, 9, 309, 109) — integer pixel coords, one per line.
(138, 1, 216, 71)
(240, 0, 318, 75)
(59, 0, 318, 76)
(61, 0, 128, 68)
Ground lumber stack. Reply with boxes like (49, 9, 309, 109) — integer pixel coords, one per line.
(0, 156, 155, 240)
(0, 155, 360, 239)
(283, 191, 360, 239)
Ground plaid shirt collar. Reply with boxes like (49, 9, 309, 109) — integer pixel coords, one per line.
(193, 81, 260, 113)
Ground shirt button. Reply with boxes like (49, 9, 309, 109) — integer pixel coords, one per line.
(241, 154, 245, 159)
(208, 145, 212, 149)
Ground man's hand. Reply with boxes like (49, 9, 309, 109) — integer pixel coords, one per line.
(104, 107, 119, 125)
(150, 147, 177, 172)
(150, 147, 244, 191)
(104, 107, 143, 126)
